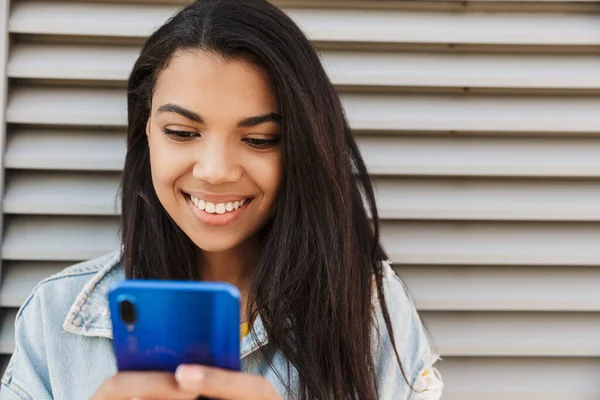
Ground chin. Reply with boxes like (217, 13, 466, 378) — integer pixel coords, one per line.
(191, 236, 244, 253)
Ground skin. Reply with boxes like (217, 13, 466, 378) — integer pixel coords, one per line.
(91, 365, 280, 400)
(92, 51, 283, 399)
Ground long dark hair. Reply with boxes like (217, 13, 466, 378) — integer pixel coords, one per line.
(121, 0, 406, 398)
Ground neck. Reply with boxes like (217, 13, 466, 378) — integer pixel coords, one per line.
(198, 237, 259, 322)
(199, 246, 255, 287)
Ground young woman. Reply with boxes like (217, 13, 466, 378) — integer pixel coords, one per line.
(0, 1, 443, 399)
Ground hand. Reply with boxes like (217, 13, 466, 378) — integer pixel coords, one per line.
(90, 371, 195, 400)
(89, 366, 282, 400)
(175, 364, 282, 400)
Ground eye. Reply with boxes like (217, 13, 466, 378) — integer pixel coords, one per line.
(243, 137, 280, 150)
(163, 128, 200, 142)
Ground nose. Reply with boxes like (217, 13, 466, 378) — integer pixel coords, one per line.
(192, 139, 243, 185)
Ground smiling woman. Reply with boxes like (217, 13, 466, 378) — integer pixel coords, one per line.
(0, 1, 442, 399)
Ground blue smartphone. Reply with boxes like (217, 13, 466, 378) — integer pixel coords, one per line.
(108, 280, 241, 373)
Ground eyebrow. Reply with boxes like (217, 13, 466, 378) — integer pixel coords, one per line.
(156, 103, 282, 127)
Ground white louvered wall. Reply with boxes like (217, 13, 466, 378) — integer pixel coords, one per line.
(1, 0, 600, 398)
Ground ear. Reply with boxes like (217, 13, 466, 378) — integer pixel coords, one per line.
(146, 119, 151, 147)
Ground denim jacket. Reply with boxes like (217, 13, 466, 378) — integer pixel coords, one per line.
(1, 251, 443, 399)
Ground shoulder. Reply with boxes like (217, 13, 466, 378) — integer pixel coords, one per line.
(2, 251, 123, 400)
(373, 261, 443, 399)
(375, 260, 422, 340)
(378, 260, 415, 318)
(16, 251, 122, 322)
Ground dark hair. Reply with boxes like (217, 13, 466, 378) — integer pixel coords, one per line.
(121, 0, 407, 398)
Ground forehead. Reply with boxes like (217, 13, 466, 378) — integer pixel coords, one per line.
(152, 49, 278, 117)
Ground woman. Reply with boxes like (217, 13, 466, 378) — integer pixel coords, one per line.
(0, 0, 442, 399)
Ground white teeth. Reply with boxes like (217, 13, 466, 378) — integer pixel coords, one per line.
(205, 202, 216, 213)
(190, 195, 249, 215)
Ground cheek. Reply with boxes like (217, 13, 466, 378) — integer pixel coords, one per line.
(252, 152, 282, 203)
(148, 137, 188, 197)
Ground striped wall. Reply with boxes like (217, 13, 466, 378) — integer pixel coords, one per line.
(1, 1, 600, 398)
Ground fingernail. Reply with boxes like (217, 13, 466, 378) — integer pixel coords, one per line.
(175, 365, 205, 384)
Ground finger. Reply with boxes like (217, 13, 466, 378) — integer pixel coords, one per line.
(91, 372, 197, 400)
(131, 397, 178, 400)
(175, 365, 281, 400)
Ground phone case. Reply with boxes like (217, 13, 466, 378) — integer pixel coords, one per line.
(108, 280, 241, 373)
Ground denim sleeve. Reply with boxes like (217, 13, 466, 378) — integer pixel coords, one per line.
(373, 264, 443, 400)
(1, 292, 53, 400)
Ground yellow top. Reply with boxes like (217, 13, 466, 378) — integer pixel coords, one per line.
(240, 322, 249, 338)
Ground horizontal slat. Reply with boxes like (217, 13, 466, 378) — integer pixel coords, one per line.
(4, 262, 600, 313)
(3, 171, 120, 215)
(275, 0, 600, 11)
(0, 310, 16, 354)
(177, 7, 600, 47)
(7, 173, 600, 221)
(9, 2, 175, 38)
(0, 332, 598, 400)
(424, 311, 600, 356)
(8, 86, 600, 133)
(341, 93, 600, 133)
(359, 136, 600, 177)
(8, 130, 600, 178)
(2, 217, 599, 265)
(375, 178, 600, 221)
(2, 216, 120, 261)
(33, 0, 600, 9)
(439, 358, 600, 400)
(64, 0, 600, 6)
(2, 308, 597, 357)
(9, 2, 600, 46)
(382, 221, 600, 266)
(8, 43, 139, 81)
(7, 87, 127, 126)
(4, 128, 126, 171)
(0, 262, 65, 307)
(8, 43, 600, 90)
(4, 261, 600, 312)
(324, 51, 600, 90)
(397, 265, 600, 311)
(0, 354, 597, 400)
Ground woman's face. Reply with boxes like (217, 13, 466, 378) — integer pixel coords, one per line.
(147, 50, 282, 253)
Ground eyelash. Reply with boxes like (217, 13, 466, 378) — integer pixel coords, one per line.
(163, 128, 199, 141)
(243, 137, 280, 149)
(162, 129, 280, 149)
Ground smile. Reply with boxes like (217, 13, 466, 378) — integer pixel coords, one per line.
(190, 195, 248, 215)
(183, 192, 253, 226)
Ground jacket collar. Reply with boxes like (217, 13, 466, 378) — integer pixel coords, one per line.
(62, 251, 268, 359)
